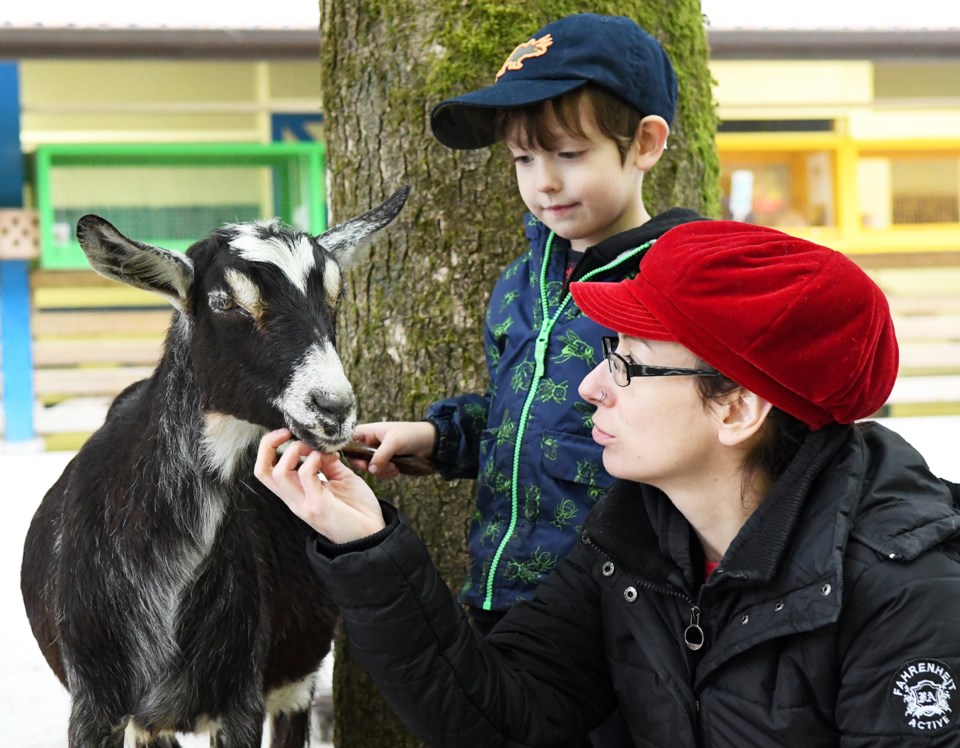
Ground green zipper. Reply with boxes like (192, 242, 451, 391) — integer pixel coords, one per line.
(481, 233, 654, 610)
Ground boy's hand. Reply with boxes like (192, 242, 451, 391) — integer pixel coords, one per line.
(351, 421, 437, 479)
(255, 428, 386, 544)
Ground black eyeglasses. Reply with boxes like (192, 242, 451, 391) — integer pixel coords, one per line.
(601, 337, 720, 387)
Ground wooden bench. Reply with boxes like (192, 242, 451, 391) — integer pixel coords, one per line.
(889, 295, 960, 372)
(883, 292, 960, 415)
(30, 269, 170, 445)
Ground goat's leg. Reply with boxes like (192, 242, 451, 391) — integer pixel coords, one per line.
(137, 736, 184, 748)
(269, 710, 310, 748)
(67, 700, 126, 748)
(209, 711, 265, 748)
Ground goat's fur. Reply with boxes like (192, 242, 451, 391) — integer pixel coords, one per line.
(21, 188, 409, 747)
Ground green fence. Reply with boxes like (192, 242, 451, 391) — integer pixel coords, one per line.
(33, 142, 326, 269)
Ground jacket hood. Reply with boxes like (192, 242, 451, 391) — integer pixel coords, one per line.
(522, 208, 707, 286)
(850, 422, 960, 560)
(569, 208, 707, 284)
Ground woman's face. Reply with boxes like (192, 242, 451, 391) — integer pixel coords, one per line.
(579, 336, 724, 489)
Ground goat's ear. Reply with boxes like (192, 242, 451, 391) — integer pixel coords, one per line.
(316, 186, 410, 268)
(77, 215, 194, 312)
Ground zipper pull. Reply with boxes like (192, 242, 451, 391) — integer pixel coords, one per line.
(534, 333, 548, 378)
(684, 605, 705, 651)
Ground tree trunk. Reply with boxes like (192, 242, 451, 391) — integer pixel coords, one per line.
(318, 2, 718, 746)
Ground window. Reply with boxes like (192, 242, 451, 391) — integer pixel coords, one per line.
(719, 151, 836, 229)
(34, 143, 326, 269)
(858, 153, 960, 228)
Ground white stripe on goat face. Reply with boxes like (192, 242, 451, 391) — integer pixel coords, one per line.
(228, 220, 316, 294)
(223, 268, 264, 317)
(227, 220, 344, 306)
(322, 261, 342, 307)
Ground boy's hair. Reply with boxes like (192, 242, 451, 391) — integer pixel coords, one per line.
(494, 85, 641, 164)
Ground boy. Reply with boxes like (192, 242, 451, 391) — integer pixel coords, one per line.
(353, 13, 704, 629)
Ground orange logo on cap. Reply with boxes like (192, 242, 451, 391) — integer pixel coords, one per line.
(495, 33, 553, 80)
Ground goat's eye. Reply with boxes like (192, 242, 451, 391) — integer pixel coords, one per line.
(209, 290, 240, 314)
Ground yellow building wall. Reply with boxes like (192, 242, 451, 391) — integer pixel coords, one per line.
(19, 59, 323, 148)
(713, 60, 874, 113)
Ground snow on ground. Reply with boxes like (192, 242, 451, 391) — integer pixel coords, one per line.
(3, 415, 959, 745)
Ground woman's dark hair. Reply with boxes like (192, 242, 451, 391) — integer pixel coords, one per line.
(493, 85, 641, 163)
(694, 365, 809, 487)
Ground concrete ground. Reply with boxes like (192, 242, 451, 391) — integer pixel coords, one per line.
(4, 415, 960, 746)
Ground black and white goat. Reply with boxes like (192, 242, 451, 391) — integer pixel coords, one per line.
(21, 187, 409, 748)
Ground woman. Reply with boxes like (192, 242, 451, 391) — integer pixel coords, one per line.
(255, 221, 960, 747)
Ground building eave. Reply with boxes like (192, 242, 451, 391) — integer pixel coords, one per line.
(2, 27, 959, 62)
(708, 29, 960, 60)
(0, 27, 319, 60)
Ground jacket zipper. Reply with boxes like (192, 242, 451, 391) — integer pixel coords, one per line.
(582, 535, 708, 651)
(480, 235, 654, 611)
(583, 534, 707, 729)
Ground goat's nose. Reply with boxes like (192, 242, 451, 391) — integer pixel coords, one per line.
(309, 391, 356, 434)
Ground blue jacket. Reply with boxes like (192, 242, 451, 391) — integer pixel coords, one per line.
(425, 208, 704, 612)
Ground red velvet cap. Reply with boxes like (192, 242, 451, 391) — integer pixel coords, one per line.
(570, 221, 899, 430)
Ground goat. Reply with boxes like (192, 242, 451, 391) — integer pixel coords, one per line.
(20, 187, 409, 748)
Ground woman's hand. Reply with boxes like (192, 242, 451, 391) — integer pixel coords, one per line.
(254, 428, 386, 544)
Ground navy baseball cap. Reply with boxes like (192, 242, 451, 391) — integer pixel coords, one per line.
(430, 14, 678, 150)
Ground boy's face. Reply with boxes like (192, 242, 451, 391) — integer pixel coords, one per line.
(506, 103, 647, 251)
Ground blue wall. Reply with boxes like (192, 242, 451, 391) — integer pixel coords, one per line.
(0, 61, 34, 443)
(0, 62, 23, 205)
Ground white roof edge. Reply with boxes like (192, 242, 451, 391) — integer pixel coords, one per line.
(4, 0, 960, 33)
(4, 27, 959, 62)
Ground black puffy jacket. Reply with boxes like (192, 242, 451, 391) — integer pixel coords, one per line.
(309, 422, 960, 747)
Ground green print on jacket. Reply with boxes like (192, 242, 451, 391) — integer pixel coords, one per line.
(522, 483, 541, 523)
(539, 433, 560, 461)
(554, 329, 598, 367)
(535, 378, 568, 404)
(551, 499, 578, 530)
(510, 357, 535, 393)
(505, 546, 559, 585)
